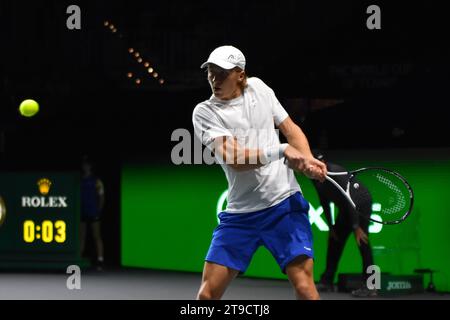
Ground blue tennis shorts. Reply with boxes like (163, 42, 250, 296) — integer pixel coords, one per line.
(205, 192, 313, 274)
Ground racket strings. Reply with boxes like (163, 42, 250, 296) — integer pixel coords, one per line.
(374, 173, 407, 215)
(354, 169, 412, 224)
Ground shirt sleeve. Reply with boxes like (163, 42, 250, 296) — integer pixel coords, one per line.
(252, 77, 289, 126)
(268, 87, 289, 126)
(192, 104, 233, 150)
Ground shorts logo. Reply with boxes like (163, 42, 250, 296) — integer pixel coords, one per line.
(303, 246, 312, 251)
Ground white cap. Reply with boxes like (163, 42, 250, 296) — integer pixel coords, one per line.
(200, 45, 246, 70)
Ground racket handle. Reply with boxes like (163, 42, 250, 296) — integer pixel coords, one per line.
(327, 171, 349, 176)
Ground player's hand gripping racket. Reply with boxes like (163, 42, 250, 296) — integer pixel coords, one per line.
(325, 167, 414, 225)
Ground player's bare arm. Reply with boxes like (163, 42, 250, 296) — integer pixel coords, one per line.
(278, 116, 327, 181)
(213, 136, 265, 172)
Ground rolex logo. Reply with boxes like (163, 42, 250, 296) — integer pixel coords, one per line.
(37, 178, 52, 195)
(21, 178, 68, 208)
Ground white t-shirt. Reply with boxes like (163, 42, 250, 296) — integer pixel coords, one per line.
(192, 77, 301, 213)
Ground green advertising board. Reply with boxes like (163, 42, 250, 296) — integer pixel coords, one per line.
(0, 172, 81, 269)
(121, 149, 450, 292)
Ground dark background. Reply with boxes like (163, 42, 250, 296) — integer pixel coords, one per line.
(1, 0, 448, 266)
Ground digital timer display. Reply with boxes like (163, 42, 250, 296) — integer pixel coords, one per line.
(0, 172, 80, 269)
(23, 220, 66, 243)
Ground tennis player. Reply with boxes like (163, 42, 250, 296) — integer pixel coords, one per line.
(192, 45, 327, 300)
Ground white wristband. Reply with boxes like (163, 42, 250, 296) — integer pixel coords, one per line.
(262, 143, 289, 164)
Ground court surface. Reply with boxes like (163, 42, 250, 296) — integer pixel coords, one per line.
(0, 268, 448, 300)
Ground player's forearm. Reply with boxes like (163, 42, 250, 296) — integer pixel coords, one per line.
(285, 124, 314, 158)
(234, 143, 289, 171)
(227, 148, 264, 171)
(218, 137, 287, 171)
(227, 147, 283, 171)
(217, 139, 262, 171)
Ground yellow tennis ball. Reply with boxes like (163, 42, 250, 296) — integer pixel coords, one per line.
(19, 99, 39, 117)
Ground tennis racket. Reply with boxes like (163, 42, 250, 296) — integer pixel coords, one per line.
(325, 167, 414, 225)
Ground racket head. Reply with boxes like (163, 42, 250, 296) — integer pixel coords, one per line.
(349, 167, 414, 225)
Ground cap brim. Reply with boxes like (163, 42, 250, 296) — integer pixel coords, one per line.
(200, 59, 236, 70)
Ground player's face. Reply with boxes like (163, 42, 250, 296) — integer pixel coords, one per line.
(207, 64, 244, 100)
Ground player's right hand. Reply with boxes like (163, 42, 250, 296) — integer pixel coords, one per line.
(303, 157, 327, 182)
(283, 145, 304, 170)
(284, 146, 327, 182)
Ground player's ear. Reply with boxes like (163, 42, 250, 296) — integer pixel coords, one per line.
(239, 70, 245, 81)
(236, 68, 245, 81)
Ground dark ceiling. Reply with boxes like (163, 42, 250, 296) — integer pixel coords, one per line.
(1, 0, 449, 169)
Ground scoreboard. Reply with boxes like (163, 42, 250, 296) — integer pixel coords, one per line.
(0, 172, 81, 269)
